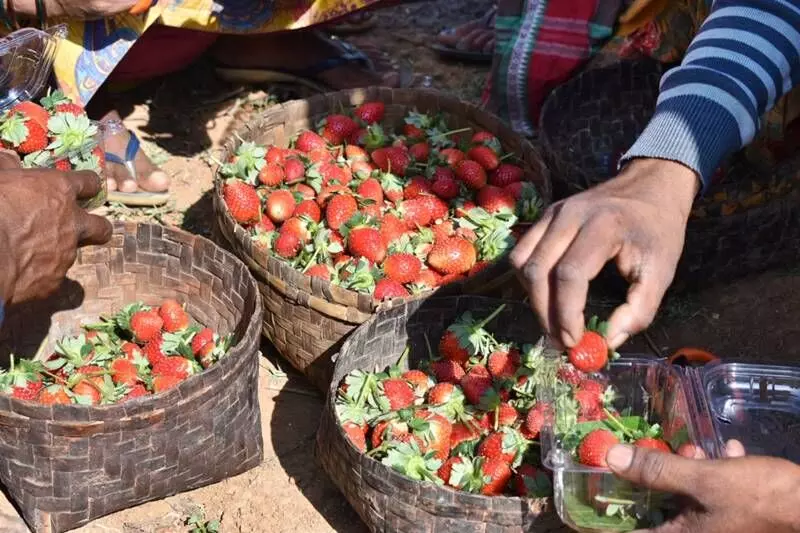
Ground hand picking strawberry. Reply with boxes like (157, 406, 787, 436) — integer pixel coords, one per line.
(219, 103, 544, 301)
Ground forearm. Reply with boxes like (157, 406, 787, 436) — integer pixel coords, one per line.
(0, 228, 15, 312)
(622, 0, 800, 192)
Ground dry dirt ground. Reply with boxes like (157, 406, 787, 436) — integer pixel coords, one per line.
(1, 1, 799, 531)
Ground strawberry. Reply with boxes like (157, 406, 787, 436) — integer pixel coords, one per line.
(379, 378, 415, 410)
(432, 220, 454, 243)
(437, 456, 463, 485)
(306, 264, 332, 280)
(320, 114, 358, 145)
(125, 384, 149, 400)
(635, 437, 672, 453)
(430, 359, 465, 384)
(317, 161, 352, 187)
(481, 458, 513, 495)
(292, 183, 316, 200)
(490, 164, 524, 187)
(427, 237, 477, 275)
(454, 160, 487, 190)
(413, 412, 453, 460)
(153, 374, 183, 393)
(372, 146, 410, 175)
(370, 419, 410, 448)
(438, 148, 465, 166)
(423, 195, 449, 222)
(343, 421, 368, 452)
(383, 253, 422, 283)
(557, 363, 584, 386)
(152, 356, 196, 380)
(438, 306, 504, 365)
(325, 194, 358, 230)
(283, 158, 306, 184)
(353, 102, 385, 124)
(378, 214, 405, 247)
(265, 146, 288, 165)
(461, 365, 497, 408)
(513, 464, 552, 497)
(37, 384, 72, 405)
(274, 228, 303, 259)
(158, 299, 189, 333)
(191, 328, 215, 357)
(575, 388, 603, 421)
(258, 163, 285, 187)
(409, 142, 430, 162)
(317, 184, 349, 207)
(477, 429, 521, 465)
(295, 130, 328, 152)
(349, 128, 368, 146)
(374, 279, 409, 300)
(282, 216, 315, 243)
(294, 199, 322, 222)
(403, 176, 432, 199)
(578, 429, 620, 467)
(72, 378, 103, 404)
(402, 369, 432, 395)
(110, 358, 139, 386)
(450, 421, 482, 449)
(569, 330, 610, 373)
(487, 348, 520, 379)
(265, 189, 296, 223)
(351, 160, 375, 179)
(494, 402, 519, 427)
(468, 261, 490, 277)
(476, 185, 516, 214)
(467, 145, 500, 171)
(431, 173, 460, 200)
(54, 102, 86, 117)
(130, 310, 163, 343)
(522, 402, 548, 440)
(403, 122, 426, 140)
(396, 197, 433, 229)
(357, 177, 384, 204)
(54, 158, 72, 171)
(345, 144, 370, 161)
(11, 101, 50, 128)
(254, 216, 276, 233)
(413, 269, 440, 290)
(143, 334, 168, 367)
(454, 200, 476, 218)
(223, 181, 261, 225)
(346, 225, 386, 263)
(121, 341, 144, 362)
(471, 131, 498, 145)
(426, 382, 459, 405)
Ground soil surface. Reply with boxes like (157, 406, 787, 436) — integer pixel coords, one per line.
(2, 1, 799, 531)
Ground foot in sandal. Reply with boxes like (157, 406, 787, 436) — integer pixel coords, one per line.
(102, 110, 170, 207)
(433, 7, 496, 62)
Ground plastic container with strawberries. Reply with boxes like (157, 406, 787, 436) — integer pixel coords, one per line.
(540, 353, 800, 532)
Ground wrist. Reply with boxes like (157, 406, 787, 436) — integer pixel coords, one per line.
(0, 229, 15, 305)
(615, 158, 700, 220)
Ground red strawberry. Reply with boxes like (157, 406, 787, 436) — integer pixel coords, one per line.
(374, 279, 409, 300)
(427, 237, 477, 275)
(347, 224, 386, 263)
(283, 158, 306, 184)
(423, 195, 449, 222)
(223, 181, 261, 225)
(282, 216, 314, 243)
(152, 356, 195, 380)
(292, 182, 316, 199)
(578, 429, 620, 467)
(477, 431, 516, 464)
(396, 197, 434, 229)
(437, 457, 463, 485)
(72, 379, 102, 404)
(490, 164, 524, 187)
(125, 384, 149, 400)
(468, 145, 500, 171)
(130, 310, 163, 343)
(351, 160, 375, 179)
(461, 365, 496, 407)
(413, 269, 440, 290)
(454, 200, 477, 218)
(454, 160, 487, 190)
(494, 402, 519, 427)
(431, 173, 460, 200)
(381, 378, 415, 410)
(274, 228, 303, 259)
(357, 177, 384, 204)
(557, 364, 584, 386)
(37, 384, 71, 405)
(575, 388, 603, 420)
(343, 421, 368, 452)
(265, 146, 288, 165)
(254, 216, 275, 233)
(430, 359, 465, 384)
(487, 348, 520, 379)
(414, 412, 453, 460)
(54, 102, 86, 117)
(191, 328, 215, 357)
(320, 114, 358, 145)
(383, 253, 422, 283)
(635, 437, 672, 453)
(404, 176, 432, 199)
(426, 382, 459, 405)
(153, 374, 183, 393)
(476, 185, 516, 214)
(345, 144, 370, 161)
(522, 402, 548, 440)
(265, 189, 297, 223)
(12, 101, 50, 128)
(372, 146, 410, 175)
(450, 422, 482, 449)
(438, 148, 465, 166)
(481, 458, 512, 495)
(10, 379, 44, 401)
(403, 123, 425, 140)
(143, 335, 167, 367)
(317, 184, 349, 207)
(409, 142, 430, 162)
(318, 161, 352, 187)
(294, 199, 322, 222)
(258, 163, 285, 187)
(306, 264, 331, 280)
(110, 358, 139, 386)
(158, 299, 189, 333)
(121, 341, 143, 362)
(379, 213, 406, 247)
(471, 131, 497, 145)
(569, 331, 609, 373)
(295, 130, 328, 152)
(325, 194, 358, 230)
(354, 102, 385, 124)
(432, 220, 454, 243)
(402, 370, 432, 395)
(370, 419, 410, 448)
(54, 158, 72, 171)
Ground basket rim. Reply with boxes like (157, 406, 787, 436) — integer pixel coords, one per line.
(0, 221, 264, 416)
(213, 87, 551, 321)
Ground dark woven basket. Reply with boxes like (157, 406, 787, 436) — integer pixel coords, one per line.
(539, 60, 800, 290)
(213, 87, 551, 391)
(315, 295, 569, 532)
(0, 222, 264, 533)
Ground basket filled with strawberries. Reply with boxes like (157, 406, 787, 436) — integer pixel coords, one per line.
(0, 222, 263, 533)
(213, 87, 551, 391)
(0, 89, 107, 209)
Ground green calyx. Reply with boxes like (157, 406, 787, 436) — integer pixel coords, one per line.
(47, 113, 98, 157)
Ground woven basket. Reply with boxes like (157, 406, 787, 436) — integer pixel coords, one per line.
(213, 87, 551, 391)
(316, 295, 569, 532)
(539, 60, 800, 290)
(0, 222, 264, 533)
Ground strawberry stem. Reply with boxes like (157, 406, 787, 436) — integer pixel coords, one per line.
(423, 333, 435, 360)
(355, 373, 374, 410)
(499, 152, 515, 162)
(475, 304, 507, 330)
(602, 408, 636, 440)
(396, 346, 410, 371)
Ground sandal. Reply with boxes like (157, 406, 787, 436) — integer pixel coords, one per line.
(215, 33, 414, 91)
(329, 12, 379, 35)
(431, 7, 496, 63)
(104, 122, 170, 207)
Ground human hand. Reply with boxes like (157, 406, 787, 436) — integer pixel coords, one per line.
(0, 156, 112, 306)
(606, 440, 800, 532)
(14, 0, 140, 19)
(509, 158, 700, 349)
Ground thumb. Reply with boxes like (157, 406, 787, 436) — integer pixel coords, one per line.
(606, 444, 707, 496)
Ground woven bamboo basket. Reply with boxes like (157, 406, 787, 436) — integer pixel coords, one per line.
(0, 222, 264, 533)
(213, 87, 551, 391)
(539, 59, 800, 290)
(316, 295, 568, 532)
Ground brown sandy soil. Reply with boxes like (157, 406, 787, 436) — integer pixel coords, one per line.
(1, 1, 799, 530)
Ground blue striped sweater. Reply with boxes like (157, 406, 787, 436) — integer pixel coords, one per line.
(622, 0, 800, 191)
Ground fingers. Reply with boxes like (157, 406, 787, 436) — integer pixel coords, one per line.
(0, 149, 21, 169)
(725, 439, 746, 458)
(66, 170, 104, 200)
(606, 444, 707, 496)
(76, 211, 113, 247)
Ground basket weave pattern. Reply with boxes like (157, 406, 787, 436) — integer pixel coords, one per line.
(214, 87, 551, 390)
(0, 222, 264, 533)
(316, 295, 569, 532)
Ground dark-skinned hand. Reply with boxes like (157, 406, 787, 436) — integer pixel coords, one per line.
(0, 151, 112, 306)
(509, 158, 700, 349)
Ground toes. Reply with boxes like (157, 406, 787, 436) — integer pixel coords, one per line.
(138, 170, 171, 193)
(107, 177, 118, 192)
(117, 177, 138, 194)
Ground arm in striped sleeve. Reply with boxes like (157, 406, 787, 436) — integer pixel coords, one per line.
(621, 0, 800, 192)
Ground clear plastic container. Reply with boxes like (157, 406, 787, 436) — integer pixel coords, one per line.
(540, 356, 800, 532)
(0, 26, 65, 112)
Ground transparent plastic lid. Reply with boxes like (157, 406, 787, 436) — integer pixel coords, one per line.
(0, 25, 66, 112)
